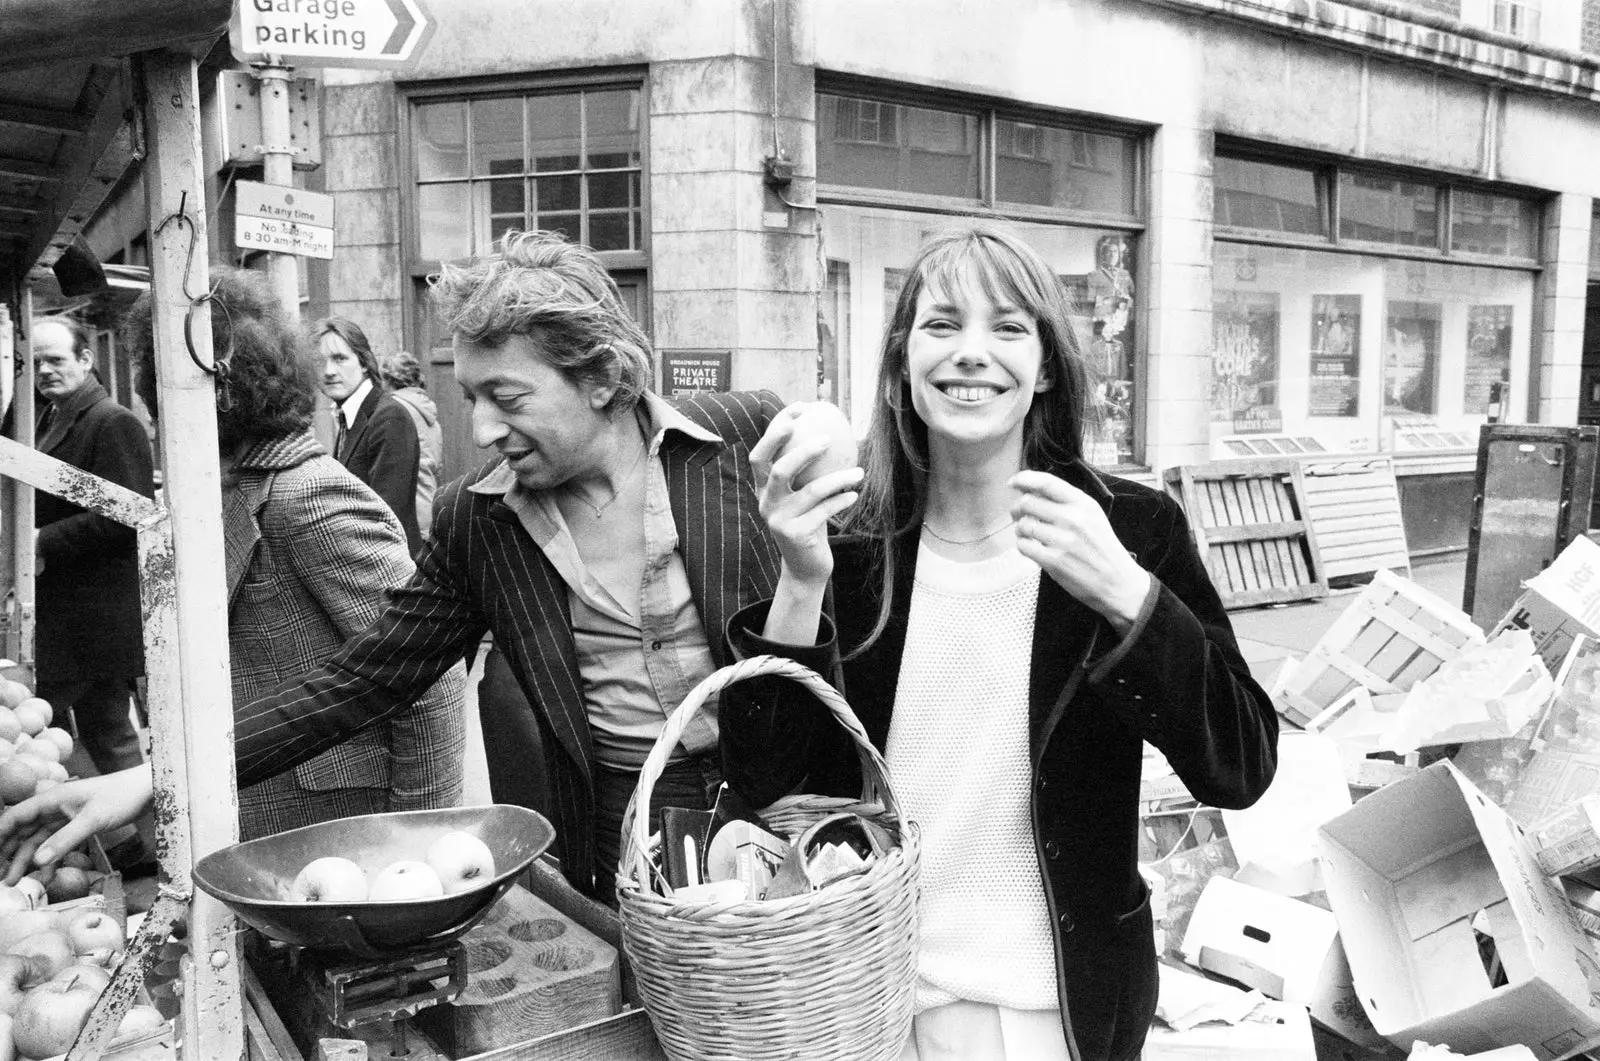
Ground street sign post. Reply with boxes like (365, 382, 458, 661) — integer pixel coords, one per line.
(229, 0, 434, 69)
(234, 181, 335, 260)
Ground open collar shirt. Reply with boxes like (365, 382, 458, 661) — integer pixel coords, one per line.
(469, 392, 722, 767)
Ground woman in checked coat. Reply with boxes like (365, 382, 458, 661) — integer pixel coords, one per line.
(125, 267, 466, 839)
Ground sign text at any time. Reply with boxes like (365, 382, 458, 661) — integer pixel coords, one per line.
(230, 0, 433, 69)
(234, 181, 335, 260)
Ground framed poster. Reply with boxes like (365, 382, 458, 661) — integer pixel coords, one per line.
(1464, 304, 1513, 415)
(1383, 302, 1441, 415)
(1309, 295, 1360, 418)
(1212, 291, 1282, 435)
(662, 349, 731, 396)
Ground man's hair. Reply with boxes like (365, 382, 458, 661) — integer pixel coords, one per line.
(32, 315, 90, 356)
(379, 351, 425, 392)
(428, 230, 653, 414)
(122, 266, 316, 449)
(312, 316, 383, 386)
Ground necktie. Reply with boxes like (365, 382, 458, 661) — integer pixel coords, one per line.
(334, 414, 347, 459)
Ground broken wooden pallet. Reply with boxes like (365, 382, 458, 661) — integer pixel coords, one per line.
(1164, 458, 1328, 610)
(1275, 568, 1483, 728)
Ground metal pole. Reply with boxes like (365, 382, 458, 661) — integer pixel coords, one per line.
(12, 292, 34, 677)
(254, 61, 300, 319)
(137, 49, 243, 1061)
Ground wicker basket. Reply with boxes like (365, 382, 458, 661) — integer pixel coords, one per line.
(616, 655, 920, 1061)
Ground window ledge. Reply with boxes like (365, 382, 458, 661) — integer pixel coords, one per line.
(1140, 0, 1600, 101)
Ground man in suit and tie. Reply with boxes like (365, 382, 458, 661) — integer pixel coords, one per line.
(0, 231, 791, 900)
(30, 317, 154, 779)
(313, 317, 424, 555)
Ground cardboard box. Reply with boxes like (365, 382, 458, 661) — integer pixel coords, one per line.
(1318, 761, 1600, 1060)
(1493, 537, 1600, 676)
(1143, 997, 1316, 1061)
(1180, 875, 1387, 1049)
(1533, 796, 1600, 877)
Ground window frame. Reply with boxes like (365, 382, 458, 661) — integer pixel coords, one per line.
(397, 67, 650, 303)
(1214, 139, 1545, 272)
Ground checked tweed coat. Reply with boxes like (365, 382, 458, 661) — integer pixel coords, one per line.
(225, 431, 465, 840)
(234, 392, 785, 894)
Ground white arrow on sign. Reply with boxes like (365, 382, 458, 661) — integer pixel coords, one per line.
(230, 0, 434, 69)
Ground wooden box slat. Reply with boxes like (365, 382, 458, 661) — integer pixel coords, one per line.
(1297, 456, 1410, 583)
(1164, 460, 1328, 611)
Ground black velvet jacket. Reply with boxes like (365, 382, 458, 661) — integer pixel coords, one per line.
(720, 459, 1278, 1061)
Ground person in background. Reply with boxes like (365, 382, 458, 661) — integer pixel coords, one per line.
(379, 351, 444, 538)
(722, 225, 1279, 1061)
(30, 317, 152, 782)
(313, 317, 423, 554)
(0, 231, 788, 901)
(123, 267, 465, 838)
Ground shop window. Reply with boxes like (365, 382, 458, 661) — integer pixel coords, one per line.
(411, 86, 643, 261)
(1338, 173, 1440, 248)
(1211, 242, 1532, 456)
(1452, 191, 1538, 259)
(818, 86, 1143, 466)
(1214, 156, 1326, 237)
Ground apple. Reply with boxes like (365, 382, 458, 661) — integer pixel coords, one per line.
(44, 867, 90, 905)
(368, 861, 445, 901)
(12, 976, 99, 1059)
(12, 878, 45, 912)
(13, 699, 51, 736)
(48, 963, 110, 993)
(115, 1004, 166, 1041)
(7, 931, 74, 981)
(57, 852, 91, 872)
(786, 401, 858, 489)
(0, 887, 30, 916)
(424, 831, 497, 895)
(0, 681, 31, 711)
(0, 760, 35, 804)
(11, 756, 51, 784)
(0, 708, 19, 743)
(13, 739, 57, 766)
(0, 954, 35, 1015)
(36, 729, 72, 761)
(64, 912, 121, 958)
(44, 762, 67, 783)
(74, 946, 120, 971)
(289, 857, 369, 903)
(0, 1011, 13, 1061)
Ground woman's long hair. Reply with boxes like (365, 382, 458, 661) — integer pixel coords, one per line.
(839, 224, 1098, 657)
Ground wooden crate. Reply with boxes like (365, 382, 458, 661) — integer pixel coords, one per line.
(1164, 459, 1328, 610)
(1275, 569, 1483, 728)
(1297, 455, 1410, 585)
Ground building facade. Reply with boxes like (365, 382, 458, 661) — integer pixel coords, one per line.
(84, 0, 1600, 555)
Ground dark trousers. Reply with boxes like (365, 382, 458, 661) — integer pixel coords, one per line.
(594, 756, 721, 900)
(38, 675, 145, 776)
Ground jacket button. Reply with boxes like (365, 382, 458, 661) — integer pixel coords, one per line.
(651, 640, 662, 650)
(1058, 913, 1075, 934)
(1036, 777, 1047, 790)
(1043, 841, 1061, 860)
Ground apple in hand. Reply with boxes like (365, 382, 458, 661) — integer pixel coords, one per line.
(786, 401, 858, 489)
(289, 857, 369, 903)
(65, 912, 123, 958)
(424, 831, 497, 895)
(12, 976, 100, 1059)
(368, 861, 445, 901)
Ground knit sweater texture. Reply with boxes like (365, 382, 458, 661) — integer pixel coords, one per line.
(887, 542, 1057, 1013)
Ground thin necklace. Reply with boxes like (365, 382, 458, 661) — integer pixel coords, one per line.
(921, 518, 1016, 546)
(565, 443, 646, 519)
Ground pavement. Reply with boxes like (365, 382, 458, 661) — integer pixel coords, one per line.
(1229, 552, 1469, 693)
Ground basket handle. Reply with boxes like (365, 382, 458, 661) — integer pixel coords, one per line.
(620, 654, 901, 897)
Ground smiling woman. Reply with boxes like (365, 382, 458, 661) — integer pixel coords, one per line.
(723, 223, 1278, 1061)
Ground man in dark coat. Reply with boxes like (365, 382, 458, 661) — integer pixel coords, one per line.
(313, 317, 423, 555)
(31, 317, 154, 777)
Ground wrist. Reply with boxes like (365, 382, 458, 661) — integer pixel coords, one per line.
(1102, 568, 1152, 636)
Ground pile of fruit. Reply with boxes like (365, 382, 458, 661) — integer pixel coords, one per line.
(289, 831, 497, 902)
(0, 675, 166, 1060)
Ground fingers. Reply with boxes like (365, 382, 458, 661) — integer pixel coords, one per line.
(4, 828, 49, 885)
(31, 819, 96, 871)
(1011, 470, 1082, 504)
(750, 413, 800, 471)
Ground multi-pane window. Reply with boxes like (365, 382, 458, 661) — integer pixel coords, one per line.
(1212, 148, 1541, 458)
(412, 87, 643, 261)
(817, 88, 1144, 466)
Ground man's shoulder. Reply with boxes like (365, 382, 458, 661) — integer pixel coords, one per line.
(668, 390, 784, 442)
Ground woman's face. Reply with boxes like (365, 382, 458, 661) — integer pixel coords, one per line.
(904, 271, 1049, 455)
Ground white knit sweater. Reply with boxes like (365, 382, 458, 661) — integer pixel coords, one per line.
(886, 542, 1058, 1013)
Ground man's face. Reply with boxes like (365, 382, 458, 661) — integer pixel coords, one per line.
(318, 331, 368, 403)
(33, 321, 93, 403)
(454, 331, 615, 492)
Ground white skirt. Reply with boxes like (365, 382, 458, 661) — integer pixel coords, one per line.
(897, 1000, 1072, 1061)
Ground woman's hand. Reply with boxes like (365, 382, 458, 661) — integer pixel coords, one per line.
(750, 403, 863, 589)
(0, 766, 155, 884)
(1011, 470, 1151, 634)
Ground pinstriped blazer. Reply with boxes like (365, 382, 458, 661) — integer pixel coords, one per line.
(224, 432, 466, 840)
(234, 391, 785, 894)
